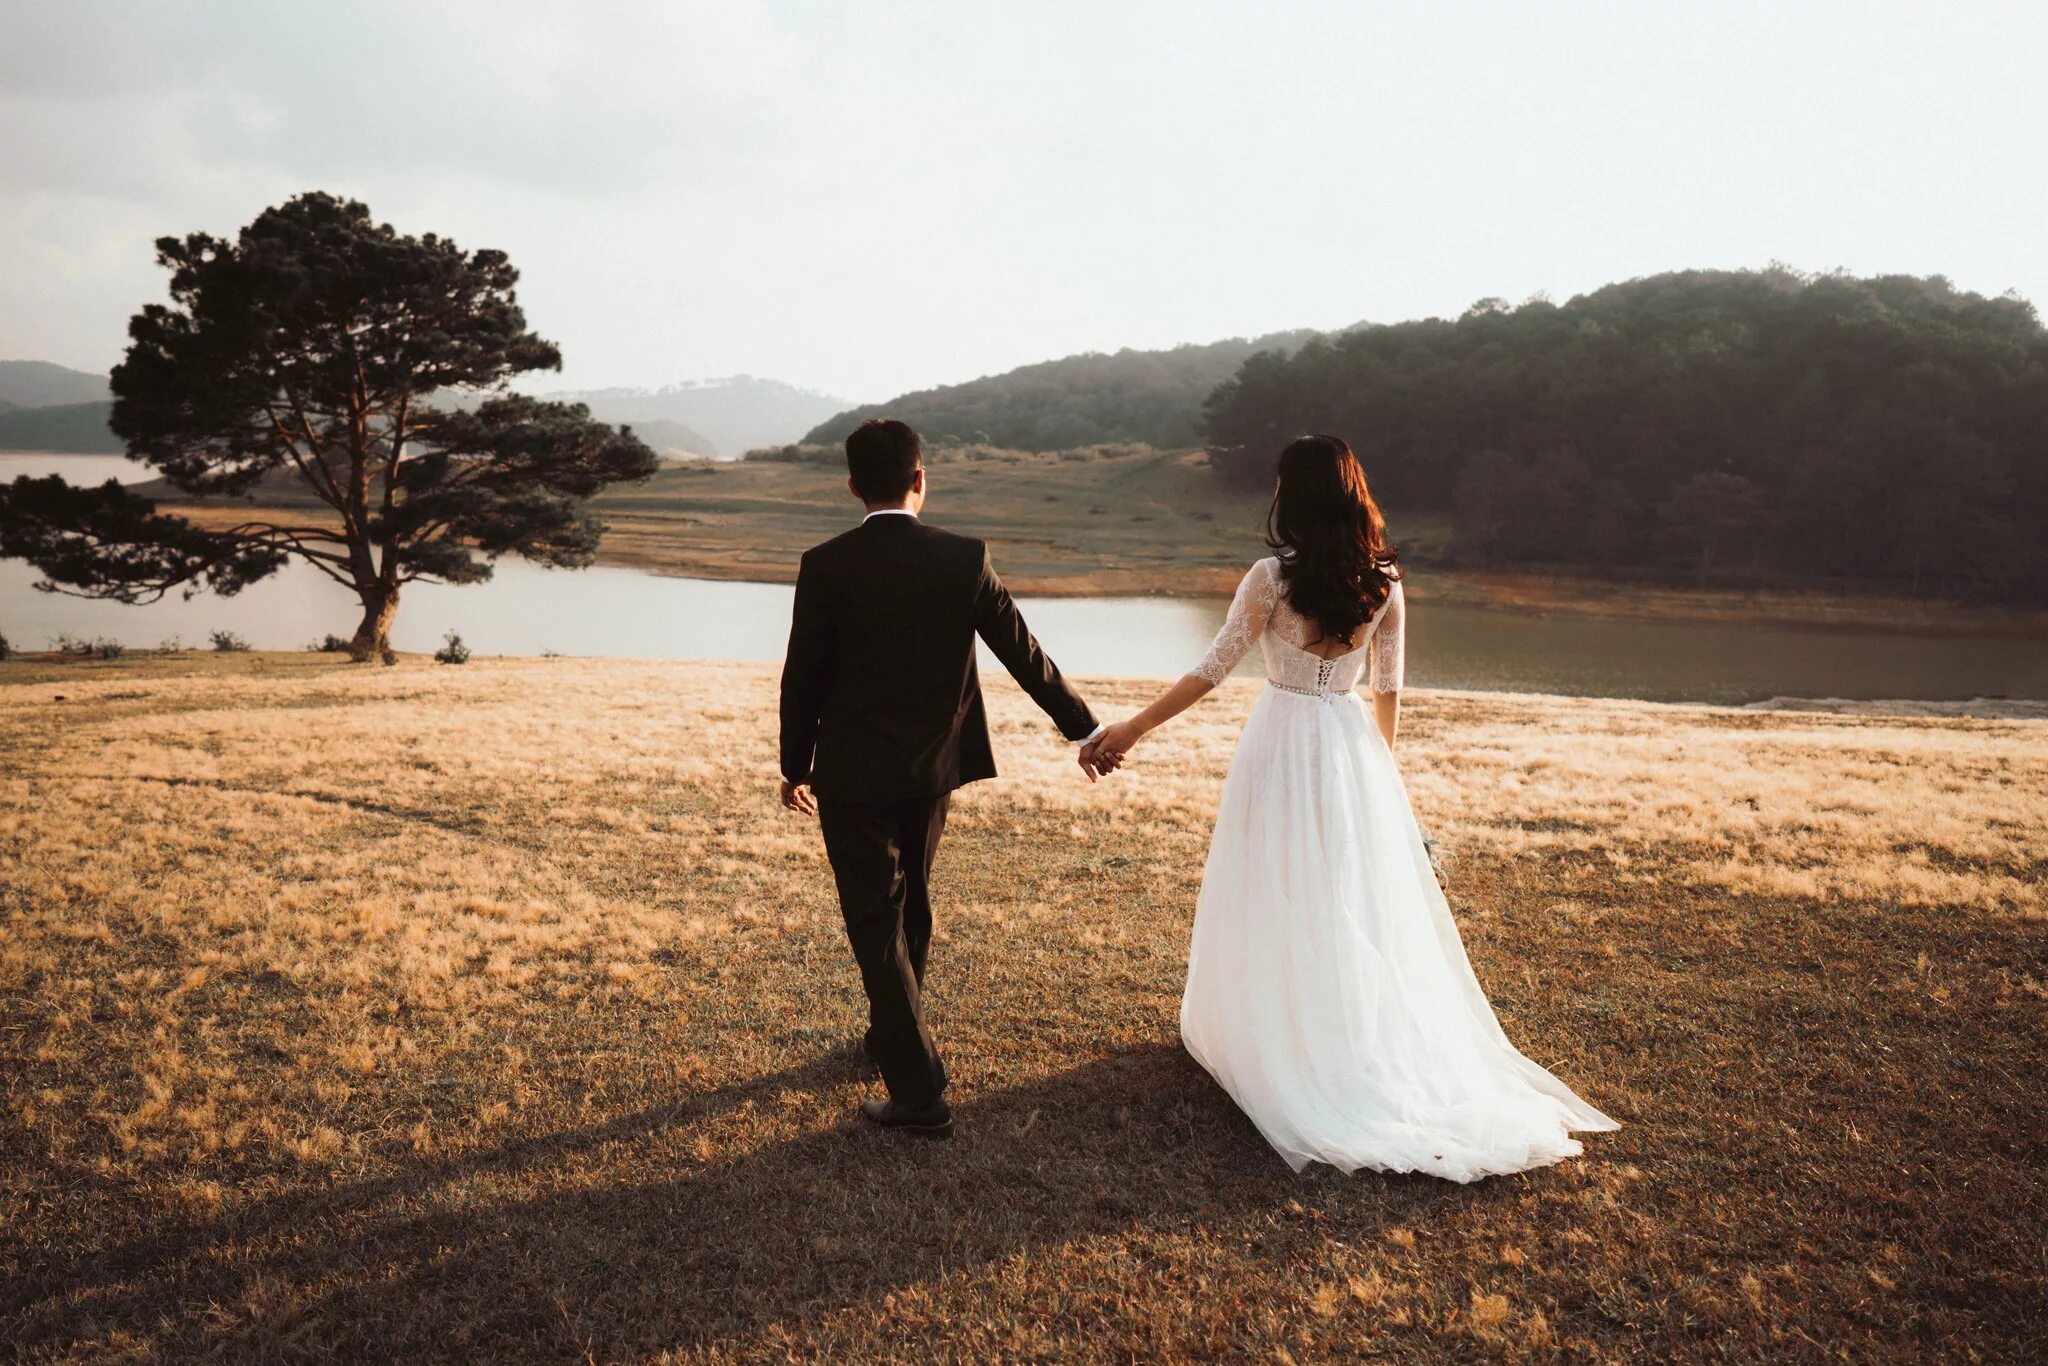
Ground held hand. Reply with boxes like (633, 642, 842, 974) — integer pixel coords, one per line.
(1078, 736, 1122, 782)
(778, 779, 817, 816)
(1089, 719, 1143, 774)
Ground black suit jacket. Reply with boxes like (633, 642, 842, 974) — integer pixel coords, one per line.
(779, 515, 1098, 803)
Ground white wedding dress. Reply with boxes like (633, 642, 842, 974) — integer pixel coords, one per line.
(1179, 558, 1618, 1181)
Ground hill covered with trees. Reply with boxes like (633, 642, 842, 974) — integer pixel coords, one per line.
(1203, 269, 2048, 601)
(0, 362, 119, 452)
(0, 400, 121, 452)
(804, 331, 1323, 451)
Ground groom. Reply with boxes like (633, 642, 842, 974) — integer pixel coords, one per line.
(779, 418, 1106, 1137)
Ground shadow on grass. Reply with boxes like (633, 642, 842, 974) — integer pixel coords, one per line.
(13, 1043, 1470, 1357)
(124, 773, 521, 846)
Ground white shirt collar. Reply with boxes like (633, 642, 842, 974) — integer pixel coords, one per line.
(862, 508, 917, 522)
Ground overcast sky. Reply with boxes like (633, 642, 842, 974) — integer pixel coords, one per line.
(2, 1, 2042, 402)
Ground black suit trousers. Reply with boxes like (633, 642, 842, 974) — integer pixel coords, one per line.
(817, 792, 951, 1106)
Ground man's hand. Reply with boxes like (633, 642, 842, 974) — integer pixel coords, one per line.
(779, 779, 817, 816)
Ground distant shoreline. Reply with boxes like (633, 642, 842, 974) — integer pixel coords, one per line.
(5, 650, 2045, 721)
(12, 448, 2039, 642)
(145, 495, 2048, 642)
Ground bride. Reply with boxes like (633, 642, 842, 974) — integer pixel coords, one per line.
(1087, 435, 1618, 1181)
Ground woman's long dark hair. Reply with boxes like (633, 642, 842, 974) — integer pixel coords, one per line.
(1264, 434, 1401, 646)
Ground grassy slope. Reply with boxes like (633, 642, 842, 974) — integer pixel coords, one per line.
(588, 448, 1295, 596)
(2, 653, 2042, 1359)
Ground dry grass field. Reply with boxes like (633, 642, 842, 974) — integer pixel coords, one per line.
(3, 652, 2044, 1360)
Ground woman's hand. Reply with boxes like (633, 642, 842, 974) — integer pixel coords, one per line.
(1081, 677, 1216, 780)
(1091, 718, 1144, 769)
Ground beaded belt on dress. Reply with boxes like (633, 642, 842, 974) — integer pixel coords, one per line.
(1267, 679, 1354, 700)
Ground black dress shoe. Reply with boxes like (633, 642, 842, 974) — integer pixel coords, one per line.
(860, 1097, 953, 1137)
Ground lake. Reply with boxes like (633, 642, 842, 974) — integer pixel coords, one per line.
(5, 456, 2045, 705)
(0, 451, 159, 486)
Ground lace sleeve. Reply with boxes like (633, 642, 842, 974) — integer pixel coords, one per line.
(1369, 579, 1406, 694)
(1190, 560, 1278, 684)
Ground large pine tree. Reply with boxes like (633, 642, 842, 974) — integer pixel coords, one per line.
(0, 192, 658, 658)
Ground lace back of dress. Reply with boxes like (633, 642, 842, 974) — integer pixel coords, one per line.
(1263, 563, 1402, 699)
(1188, 557, 1404, 696)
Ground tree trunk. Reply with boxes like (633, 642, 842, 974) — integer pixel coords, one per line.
(348, 582, 400, 663)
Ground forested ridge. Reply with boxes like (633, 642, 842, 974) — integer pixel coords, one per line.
(0, 400, 121, 453)
(0, 361, 119, 452)
(802, 330, 1321, 451)
(1205, 268, 2048, 601)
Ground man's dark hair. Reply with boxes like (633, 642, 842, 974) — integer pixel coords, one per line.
(845, 418, 923, 503)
